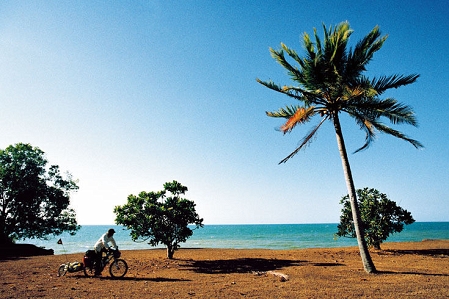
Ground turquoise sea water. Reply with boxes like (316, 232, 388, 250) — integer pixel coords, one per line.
(18, 222, 449, 255)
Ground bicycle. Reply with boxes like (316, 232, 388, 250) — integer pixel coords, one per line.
(83, 247, 128, 278)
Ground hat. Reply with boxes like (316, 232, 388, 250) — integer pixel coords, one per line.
(108, 228, 116, 234)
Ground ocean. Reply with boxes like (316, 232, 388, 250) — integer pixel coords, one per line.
(17, 222, 449, 255)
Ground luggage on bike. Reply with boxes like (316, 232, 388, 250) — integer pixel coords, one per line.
(83, 249, 96, 268)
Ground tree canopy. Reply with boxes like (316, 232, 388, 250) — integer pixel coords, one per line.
(336, 187, 415, 249)
(0, 143, 80, 244)
(114, 180, 203, 259)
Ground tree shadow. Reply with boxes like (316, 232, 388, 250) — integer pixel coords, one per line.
(377, 270, 449, 277)
(179, 257, 305, 274)
(383, 248, 449, 257)
(100, 276, 190, 282)
(377, 248, 449, 276)
(311, 262, 344, 267)
(0, 256, 27, 262)
(71, 274, 190, 282)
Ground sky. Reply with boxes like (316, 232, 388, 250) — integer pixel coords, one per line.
(0, 0, 448, 225)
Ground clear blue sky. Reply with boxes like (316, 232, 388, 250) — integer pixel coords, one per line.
(1, 1, 448, 225)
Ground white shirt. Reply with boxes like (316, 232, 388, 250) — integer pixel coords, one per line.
(94, 232, 117, 253)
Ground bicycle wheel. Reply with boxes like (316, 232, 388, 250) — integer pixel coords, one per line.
(58, 264, 68, 277)
(83, 263, 96, 277)
(109, 259, 128, 278)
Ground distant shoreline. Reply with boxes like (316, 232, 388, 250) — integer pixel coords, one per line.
(14, 222, 449, 256)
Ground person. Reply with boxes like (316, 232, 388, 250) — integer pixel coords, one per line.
(93, 228, 117, 275)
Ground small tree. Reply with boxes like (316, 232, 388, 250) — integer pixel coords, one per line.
(114, 180, 203, 259)
(0, 143, 80, 245)
(336, 187, 415, 249)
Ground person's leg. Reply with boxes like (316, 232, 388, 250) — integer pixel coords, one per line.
(94, 251, 102, 275)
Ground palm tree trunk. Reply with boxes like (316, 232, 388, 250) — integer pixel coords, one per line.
(332, 114, 377, 273)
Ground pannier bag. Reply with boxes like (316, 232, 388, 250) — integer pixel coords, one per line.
(85, 250, 96, 258)
(83, 250, 96, 268)
(113, 250, 121, 258)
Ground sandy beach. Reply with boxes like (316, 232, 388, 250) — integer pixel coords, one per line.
(1, 240, 448, 298)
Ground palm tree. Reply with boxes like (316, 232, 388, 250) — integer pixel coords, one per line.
(257, 22, 423, 273)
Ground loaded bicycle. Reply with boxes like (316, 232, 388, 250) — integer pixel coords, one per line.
(83, 247, 128, 278)
(57, 260, 84, 277)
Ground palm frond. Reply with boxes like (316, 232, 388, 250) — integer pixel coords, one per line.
(281, 43, 304, 68)
(369, 121, 424, 149)
(378, 98, 418, 126)
(304, 29, 320, 60)
(279, 117, 328, 164)
(281, 86, 326, 106)
(345, 95, 422, 152)
(256, 79, 284, 92)
(257, 78, 327, 106)
(352, 117, 377, 153)
(301, 22, 352, 90)
(371, 74, 419, 94)
(266, 105, 302, 118)
(347, 97, 418, 126)
(340, 85, 366, 102)
(349, 76, 379, 97)
(256, 79, 294, 96)
(279, 106, 316, 133)
(345, 26, 386, 79)
(324, 22, 351, 65)
(269, 47, 303, 82)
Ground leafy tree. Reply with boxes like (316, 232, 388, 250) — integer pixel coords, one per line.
(336, 188, 415, 249)
(257, 22, 423, 273)
(0, 143, 80, 245)
(114, 180, 203, 259)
